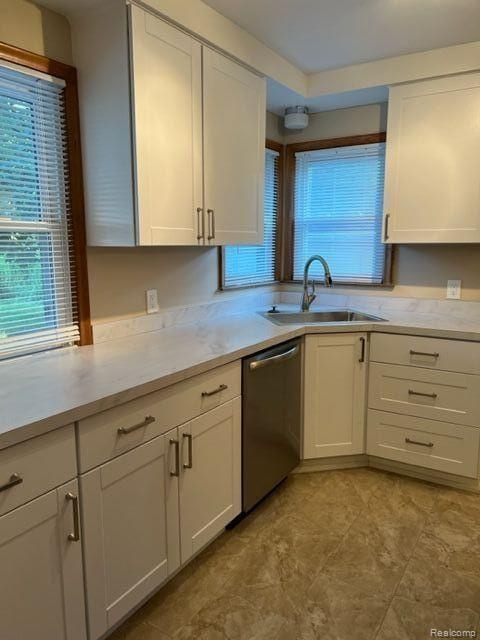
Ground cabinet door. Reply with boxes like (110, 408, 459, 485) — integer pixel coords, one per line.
(81, 430, 180, 639)
(303, 334, 367, 459)
(384, 72, 480, 243)
(129, 4, 203, 245)
(179, 398, 241, 563)
(0, 480, 86, 640)
(203, 47, 266, 245)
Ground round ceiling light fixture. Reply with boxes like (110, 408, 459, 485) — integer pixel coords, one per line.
(284, 105, 309, 130)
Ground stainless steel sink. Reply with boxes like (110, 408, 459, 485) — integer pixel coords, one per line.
(259, 309, 386, 325)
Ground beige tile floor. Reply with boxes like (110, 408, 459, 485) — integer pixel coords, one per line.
(109, 468, 480, 640)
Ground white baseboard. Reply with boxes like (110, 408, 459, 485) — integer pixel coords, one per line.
(294, 454, 480, 493)
(368, 456, 480, 493)
(294, 454, 368, 473)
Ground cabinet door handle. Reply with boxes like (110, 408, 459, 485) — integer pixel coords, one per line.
(196, 207, 204, 241)
(384, 213, 390, 241)
(170, 438, 180, 477)
(207, 209, 215, 240)
(408, 389, 438, 399)
(117, 415, 155, 435)
(183, 433, 193, 469)
(201, 383, 228, 397)
(409, 350, 439, 359)
(359, 337, 366, 363)
(66, 492, 80, 542)
(405, 437, 434, 448)
(0, 473, 23, 493)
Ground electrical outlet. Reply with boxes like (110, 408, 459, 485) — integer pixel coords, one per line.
(446, 280, 461, 300)
(146, 289, 159, 314)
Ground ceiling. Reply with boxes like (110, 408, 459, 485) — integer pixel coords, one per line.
(35, 0, 480, 113)
(202, 0, 480, 73)
(35, 0, 96, 12)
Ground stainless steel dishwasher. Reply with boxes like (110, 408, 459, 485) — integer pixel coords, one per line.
(242, 338, 302, 512)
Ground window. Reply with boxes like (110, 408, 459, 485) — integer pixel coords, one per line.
(292, 141, 387, 284)
(0, 52, 90, 359)
(222, 146, 280, 288)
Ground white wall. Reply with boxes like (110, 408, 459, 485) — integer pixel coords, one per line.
(282, 103, 387, 144)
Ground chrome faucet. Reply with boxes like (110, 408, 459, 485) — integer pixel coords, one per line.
(301, 255, 333, 312)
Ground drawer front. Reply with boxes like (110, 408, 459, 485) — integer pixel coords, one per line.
(0, 425, 76, 516)
(367, 409, 480, 478)
(368, 363, 480, 426)
(78, 361, 241, 471)
(370, 333, 480, 374)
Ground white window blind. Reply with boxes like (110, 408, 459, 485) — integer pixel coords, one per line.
(223, 148, 279, 287)
(0, 62, 79, 359)
(293, 142, 386, 284)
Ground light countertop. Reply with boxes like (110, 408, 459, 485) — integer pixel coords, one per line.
(2, 302, 480, 450)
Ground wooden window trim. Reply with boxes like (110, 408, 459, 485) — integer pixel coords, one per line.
(0, 41, 93, 345)
(218, 138, 285, 290)
(283, 132, 394, 286)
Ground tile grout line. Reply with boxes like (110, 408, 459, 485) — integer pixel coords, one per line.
(143, 620, 174, 639)
(371, 486, 442, 640)
(306, 474, 376, 588)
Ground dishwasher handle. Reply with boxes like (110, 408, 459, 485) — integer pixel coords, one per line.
(249, 345, 299, 371)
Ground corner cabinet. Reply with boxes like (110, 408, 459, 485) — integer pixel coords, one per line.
(72, 2, 266, 246)
(383, 72, 480, 243)
(303, 334, 368, 459)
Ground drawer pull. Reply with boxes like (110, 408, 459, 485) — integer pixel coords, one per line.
(117, 415, 155, 435)
(201, 384, 228, 398)
(66, 492, 80, 542)
(409, 350, 439, 359)
(408, 389, 438, 400)
(183, 433, 193, 469)
(405, 437, 434, 449)
(170, 439, 180, 477)
(0, 473, 23, 493)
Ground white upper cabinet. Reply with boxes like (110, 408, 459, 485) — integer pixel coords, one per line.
(384, 72, 480, 243)
(129, 6, 203, 245)
(203, 48, 266, 245)
(73, 2, 266, 246)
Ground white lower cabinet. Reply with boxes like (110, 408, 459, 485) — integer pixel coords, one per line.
(367, 333, 480, 478)
(179, 398, 241, 563)
(81, 397, 242, 639)
(0, 479, 87, 640)
(367, 410, 480, 478)
(303, 334, 368, 459)
(80, 429, 180, 640)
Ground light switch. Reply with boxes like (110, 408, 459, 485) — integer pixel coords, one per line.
(446, 280, 461, 300)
